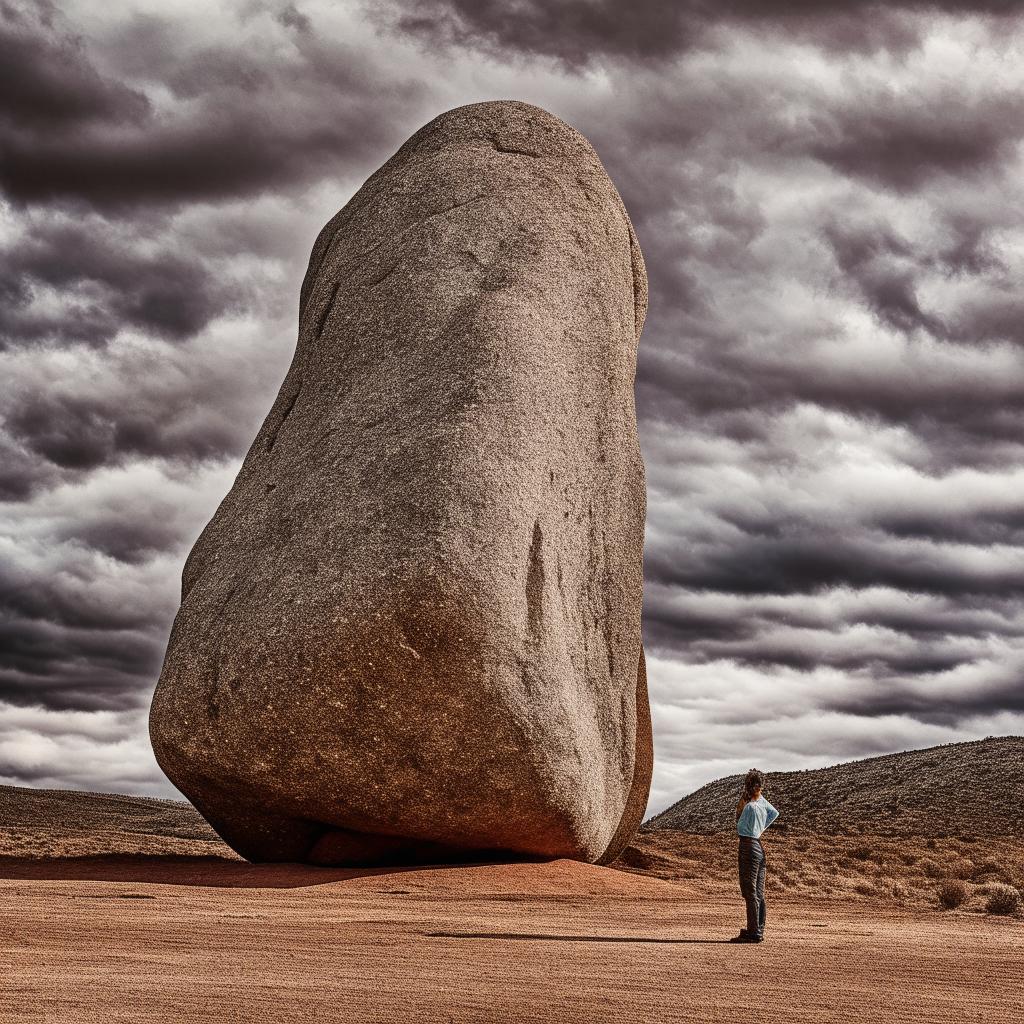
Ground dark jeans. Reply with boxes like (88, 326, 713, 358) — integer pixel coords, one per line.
(738, 836, 766, 937)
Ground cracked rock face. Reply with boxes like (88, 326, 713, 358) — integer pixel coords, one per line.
(149, 100, 651, 866)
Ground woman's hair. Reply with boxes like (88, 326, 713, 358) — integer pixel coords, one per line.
(742, 768, 765, 801)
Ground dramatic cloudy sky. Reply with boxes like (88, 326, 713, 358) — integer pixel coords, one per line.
(2, 0, 1023, 815)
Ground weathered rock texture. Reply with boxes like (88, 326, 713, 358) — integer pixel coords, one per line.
(149, 100, 650, 866)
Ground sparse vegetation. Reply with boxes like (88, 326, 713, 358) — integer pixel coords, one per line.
(948, 859, 975, 880)
(615, 830, 1024, 916)
(937, 880, 969, 909)
(970, 858, 1005, 880)
(984, 884, 1020, 916)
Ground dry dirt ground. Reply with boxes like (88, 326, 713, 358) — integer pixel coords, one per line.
(1, 852, 1021, 1024)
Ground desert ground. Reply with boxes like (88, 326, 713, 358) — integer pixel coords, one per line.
(3, 765, 1023, 1023)
(2, 845, 1022, 1022)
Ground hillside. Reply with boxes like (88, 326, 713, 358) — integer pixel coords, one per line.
(644, 736, 1024, 839)
(0, 783, 226, 859)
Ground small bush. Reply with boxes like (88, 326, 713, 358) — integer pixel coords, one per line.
(891, 881, 910, 900)
(926, 838, 937, 850)
(853, 880, 876, 896)
(985, 884, 1021, 916)
(899, 852, 919, 866)
(919, 858, 944, 878)
(949, 859, 976, 880)
(937, 880, 969, 910)
(971, 858, 1005, 879)
(850, 843, 875, 861)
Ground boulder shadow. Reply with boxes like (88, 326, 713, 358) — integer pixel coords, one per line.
(0, 853, 503, 889)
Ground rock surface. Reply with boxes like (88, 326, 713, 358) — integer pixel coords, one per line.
(149, 100, 650, 866)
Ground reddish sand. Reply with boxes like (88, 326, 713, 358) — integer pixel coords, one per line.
(0, 855, 1020, 1023)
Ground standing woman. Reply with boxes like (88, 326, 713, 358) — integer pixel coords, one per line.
(729, 768, 779, 944)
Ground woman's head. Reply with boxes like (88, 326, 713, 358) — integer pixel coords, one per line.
(742, 768, 765, 801)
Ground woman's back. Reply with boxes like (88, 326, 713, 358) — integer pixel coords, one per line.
(736, 794, 780, 838)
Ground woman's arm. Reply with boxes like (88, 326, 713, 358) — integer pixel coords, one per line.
(735, 798, 747, 823)
(764, 800, 780, 828)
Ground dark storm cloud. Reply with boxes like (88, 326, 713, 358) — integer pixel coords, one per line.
(636, 348, 1024, 457)
(0, 2, 416, 211)
(806, 93, 1024, 193)
(0, 616, 162, 712)
(0, 435, 55, 500)
(647, 530, 1024, 599)
(276, 2, 312, 33)
(823, 217, 1024, 350)
(4, 375, 255, 472)
(824, 223, 947, 338)
(0, 1, 149, 127)
(386, 0, 1020, 67)
(820, 661, 1024, 723)
(559, 48, 1024, 479)
(0, 553, 163, 632)
(0, 218, 231, 348)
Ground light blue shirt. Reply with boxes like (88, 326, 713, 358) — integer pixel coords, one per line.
(737, 795, 780, 838)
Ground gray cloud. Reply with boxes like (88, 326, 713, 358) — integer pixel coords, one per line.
(0, 216, 235, 349)
(0, 5, 417, 211)
(1, 0, 1023, 807)
(385, 0, 1020, 68)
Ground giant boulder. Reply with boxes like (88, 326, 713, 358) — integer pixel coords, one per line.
(149, 100, 651, 866)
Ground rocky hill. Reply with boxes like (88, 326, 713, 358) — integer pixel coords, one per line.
(643, 736, 1024, 839)
(0, 784, 224, 859)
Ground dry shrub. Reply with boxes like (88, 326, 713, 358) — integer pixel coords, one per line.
(971, 858, 1005, 880)
(937, 880, 969, 909)
(614, 831, 1024, 912)
(948, 859, 976, 880)
(985, 884, 1021, 916)
(926, 838, 938, 850)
